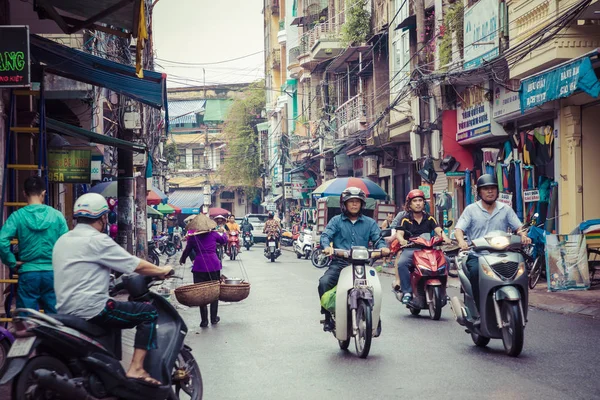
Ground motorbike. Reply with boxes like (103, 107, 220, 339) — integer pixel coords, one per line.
(147, 240, 160, 266)
(394, 231, 451, 320)
(264, 234, 281, 262)
(0, 271, 203, 399)
(311, 243, 332, 269)
(280, 230, 297, 247)
(0, 325, 14, 376)
(323, 229, 390, 359)
(155, 234, 176, 257)
(450, 230, 529, 357)
(226, 231, 240, 260)
(294, 229, 313, 259)
(242, 231, 254, 251)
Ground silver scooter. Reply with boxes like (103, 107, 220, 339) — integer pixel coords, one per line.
(450, 230, 529, 357)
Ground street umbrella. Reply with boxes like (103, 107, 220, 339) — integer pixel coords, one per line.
(89, 181, 117, 198)
(168, 203, 182, 214)
(147, 186, 168, 206)
(147, 206, 163, 218)
(209, 207, 230, 218)
(156, 203, 175, 214)
(312, 177, 387, 200)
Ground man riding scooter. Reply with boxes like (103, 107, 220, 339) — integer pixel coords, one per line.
(241, 217, 254, 249)
(263, 211, 281, 248)
(394, 189, 450, 304)
(319, 187, 390, 332)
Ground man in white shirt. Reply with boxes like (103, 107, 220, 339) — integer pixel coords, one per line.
(53, 193, 171, 386)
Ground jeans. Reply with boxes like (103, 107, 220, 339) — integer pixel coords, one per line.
(193, 271, 220, 323)
(466, 254, 480, 310)
(318, 261, 346, 317)
(396, 248, 417, 294)
(89, 299, 158, 350)
(17, 271, 57, 314)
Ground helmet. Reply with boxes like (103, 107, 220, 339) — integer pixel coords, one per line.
(340, 187, 366, 215)
(476, 174, 498, 191)
(268, 211, 275, 218)
(73, 193, 109, 219)
(406, 189, 425, 202)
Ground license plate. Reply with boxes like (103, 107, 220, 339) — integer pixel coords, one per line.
(7, 337, 36, 358)
(269, 242, 276, 246)
(354, 279, 368, 287)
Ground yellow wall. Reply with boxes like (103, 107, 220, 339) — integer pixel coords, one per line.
(582, 104, 600, 221)
(559, 105, 583, 232)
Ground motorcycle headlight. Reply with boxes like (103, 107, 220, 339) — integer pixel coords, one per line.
(355, 264, 365, 277)
(481, 261, 501, 281)
(486, 236, 510, 250)
(515, 262, 526, 279)
(418, 264, 431, 271)
(352, 248, 369, 261)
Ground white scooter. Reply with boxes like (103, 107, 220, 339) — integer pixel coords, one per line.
(323, 229, 389, 358)
(294, 229, 313, 259)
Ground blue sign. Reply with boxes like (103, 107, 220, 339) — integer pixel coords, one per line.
(520, 56, 600, 113)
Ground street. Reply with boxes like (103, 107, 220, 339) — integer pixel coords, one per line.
(179, 248, 600, 400)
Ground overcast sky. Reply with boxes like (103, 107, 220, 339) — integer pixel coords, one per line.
(152, 0, 265, 88)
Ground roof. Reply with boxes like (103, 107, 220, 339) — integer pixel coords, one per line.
(169, 133, 226, 146)
(168, 189, 205, 208)
(204, 99, 233, 122)
(168, 100, 206, 125)
(169, 176, 207, 187)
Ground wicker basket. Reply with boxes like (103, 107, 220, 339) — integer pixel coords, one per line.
(219, 282, 251, 302)
(174, 281, 220, 307)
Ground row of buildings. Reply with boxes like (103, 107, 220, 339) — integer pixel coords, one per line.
(262, 0, 600, 232)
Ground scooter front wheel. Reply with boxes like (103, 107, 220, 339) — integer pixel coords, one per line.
(338, 338, 350, 350)
(471, 332, 491, 347)
(13, 355, 72, 399)
(428, 286, 443, 320)
(355, 299, 372, 359)
(173, 347, 203, 399)
(501, 301, 524, 357)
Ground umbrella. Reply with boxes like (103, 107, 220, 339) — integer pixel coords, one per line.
(147, 186, 168, 205)
(209, 207, 230, 218)
(312, 177, 387, 200)
(168, 203, 182, 214)
(157, 204, 175, 214)
(147, 206, 163, 218)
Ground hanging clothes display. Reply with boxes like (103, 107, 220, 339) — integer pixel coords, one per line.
(515, 160, 523, 220)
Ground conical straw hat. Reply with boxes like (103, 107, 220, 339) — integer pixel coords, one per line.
(185, 213, 216, 234)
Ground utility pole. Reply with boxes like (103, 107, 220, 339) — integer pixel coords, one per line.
(203, 68, 210, 215)
(117, 126, 135, 254)
(280, 134, 286, 226)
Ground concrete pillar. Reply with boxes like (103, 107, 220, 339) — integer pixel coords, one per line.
(559, 105, 583, 232)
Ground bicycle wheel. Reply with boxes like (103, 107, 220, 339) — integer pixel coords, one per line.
(528, 256, 544, 289)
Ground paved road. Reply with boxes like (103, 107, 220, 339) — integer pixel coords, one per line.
(2, 247, 599, 399)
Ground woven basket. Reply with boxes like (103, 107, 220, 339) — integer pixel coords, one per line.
(219, 282, 251, 302)
(174, 281, 220, 307)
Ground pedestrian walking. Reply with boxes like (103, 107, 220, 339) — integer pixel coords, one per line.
(0, 176, 69, 313)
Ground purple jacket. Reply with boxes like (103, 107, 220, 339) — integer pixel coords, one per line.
(181, 231, 227, 273)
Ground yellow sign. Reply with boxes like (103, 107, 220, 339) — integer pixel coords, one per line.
(48, 150, 91, 183)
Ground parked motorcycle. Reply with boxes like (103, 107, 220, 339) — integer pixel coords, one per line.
(0, 325, 14, 376)
(294, 229, 313, 259)
(450, 231, 529, 357)
(155, 234, 176, 257)
(323, 229, 390, 359)
(0, 271, 203, 399)
(280, 230, 297, 247)
(147, 240, 160, 266)
(243, 231, 254, 251)
(227, 231, 240, 260)
(394, 232, 451, 320)
(264, 234, 281, 262)
(311, 243, 332, 269)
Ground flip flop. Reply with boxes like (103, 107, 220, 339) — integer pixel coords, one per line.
(128, 376, 162, 387)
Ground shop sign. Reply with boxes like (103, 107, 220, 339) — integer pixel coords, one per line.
(48, 150, 91, 183)
(0, 26, 30, 87)
(498, 192, 513, 207)
(520, 56, 600, 113)
(493, 81, 520, 120)
(523, 189, 540, 203)
(457, 85, 507, 144)
(446, 171, 466, 177)
(90, 160, 102, 181)
(203, 194, 211, 206)
(463, 0, 499, 70)
(418, 185, 431, 199)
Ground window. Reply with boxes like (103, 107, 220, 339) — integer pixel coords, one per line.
(178, 150, 186, 165)
(395, 0, 409, 23)
(192, 148, 204, 169)
(220, 191, 235, 200)
(392, 31, 410, 92)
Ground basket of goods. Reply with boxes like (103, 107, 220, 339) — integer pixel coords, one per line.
(174, 281, 220, 307)
(219, 276, 251, 302)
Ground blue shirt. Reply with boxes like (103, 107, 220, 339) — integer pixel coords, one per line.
(320, 214, 385, 250)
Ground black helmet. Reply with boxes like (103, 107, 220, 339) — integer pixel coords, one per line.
(340, 187, 367, 215)
(268, 211, 275, 218)
(476, 174, 498, 191)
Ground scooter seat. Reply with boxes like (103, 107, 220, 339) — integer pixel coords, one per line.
(53, 314, 108, 337)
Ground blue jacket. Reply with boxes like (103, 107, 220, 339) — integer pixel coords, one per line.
(320, 214, 385, 250)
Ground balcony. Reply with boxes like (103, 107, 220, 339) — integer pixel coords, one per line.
(507, 0, 600, 79)
(335, 94, 367, 138)
(278, 19, 287, 45)
(288, 46, 303, 78)
(271, 49, 281, 69)
(297, 21, 345, 68)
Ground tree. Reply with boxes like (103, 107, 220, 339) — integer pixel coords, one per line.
(163, 141, 179, 170)
(220, 80, 265, 191)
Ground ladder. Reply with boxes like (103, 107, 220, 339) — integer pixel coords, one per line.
(0, 83, 48, 324)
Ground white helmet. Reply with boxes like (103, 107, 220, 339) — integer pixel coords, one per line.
(74, 193, 109, 219)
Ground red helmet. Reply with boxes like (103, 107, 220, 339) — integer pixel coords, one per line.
(406, 189, 425, 202)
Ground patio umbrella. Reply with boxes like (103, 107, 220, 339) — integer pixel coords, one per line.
(147, 206, 163, 218)
(312, 177, 387, 200)
(209, 207, 230, 218)
(147, 186, 168, 206)
(156, 203, 175, 214)
(168, 203, 182, 214)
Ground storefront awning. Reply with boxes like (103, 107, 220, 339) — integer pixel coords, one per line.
(47, 118, 146, 153)
(30, 34, 167, 110)
(168, 189, 205, 209)
(261, 194, 283, 206)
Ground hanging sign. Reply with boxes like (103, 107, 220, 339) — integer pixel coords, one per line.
(0, 26, 30, 87)
(90, 160, 102, 181)
(520, 56, 600, 113)
(48, 150, 91, 183)
(498, 192, 513, 207)
(418, 185, 431, 199)
(523, 189, 540, 203)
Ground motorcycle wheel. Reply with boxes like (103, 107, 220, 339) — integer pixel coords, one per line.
(245, 243, 251, 251)
(304, 250, 311, 260)
(13, 356, 72, 399)
(271, 253, 276, 262)
(338, 338, 350, 350)
(231, 247, 237, 261)
(528, 256, 545, 289)
(448, 256, 459, 278)
(0, 338, 10, 376)
(428, 287, 443, 320)
(471, 332, 491, 347)
(500, 301, 525, 357)
(296, 251, 302, 259)
(173, 347, 203, 400)
(166, 243, 177, 257)
(311, 250, 328, 269)
(355, 299, 372, 359)
(409, 307, 421, 316)
(149, 251, 160, 266)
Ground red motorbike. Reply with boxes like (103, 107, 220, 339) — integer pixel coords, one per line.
(226, 231, 240, 260)
(395, 235, 449, 320)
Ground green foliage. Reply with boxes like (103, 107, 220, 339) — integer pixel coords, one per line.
(163, 141, 179, 167)
(341, 0, 371, 47)
(220, 80, 266, 188)
(438, 2, 464, 70)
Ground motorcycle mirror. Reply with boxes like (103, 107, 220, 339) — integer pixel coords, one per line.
(444, 220, 454, 228)
(380, 228, 392, 238)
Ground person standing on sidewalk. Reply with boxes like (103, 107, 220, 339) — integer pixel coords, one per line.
(0, 175, 68, 313)
(180, 213, 227, 328)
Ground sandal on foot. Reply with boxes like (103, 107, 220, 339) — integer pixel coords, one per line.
(128, 376, 162, 387)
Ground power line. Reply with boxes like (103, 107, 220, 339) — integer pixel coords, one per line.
(156, 50, 264, 66)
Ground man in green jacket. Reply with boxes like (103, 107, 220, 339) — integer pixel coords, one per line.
(0, 176, 68, 313)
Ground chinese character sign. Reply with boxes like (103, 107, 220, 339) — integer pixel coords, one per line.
(48, 150, 91, 183)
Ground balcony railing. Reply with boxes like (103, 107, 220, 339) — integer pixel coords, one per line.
(300, 21, 342, 55)
(335, 94, 366, 130)
(289, 46, 301, 64)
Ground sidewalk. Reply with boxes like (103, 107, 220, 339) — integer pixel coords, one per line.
(379, 264, 600, 319)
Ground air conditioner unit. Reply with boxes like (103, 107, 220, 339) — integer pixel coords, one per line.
(382, 152, 395, 168)
(365, 157, 378, 176)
